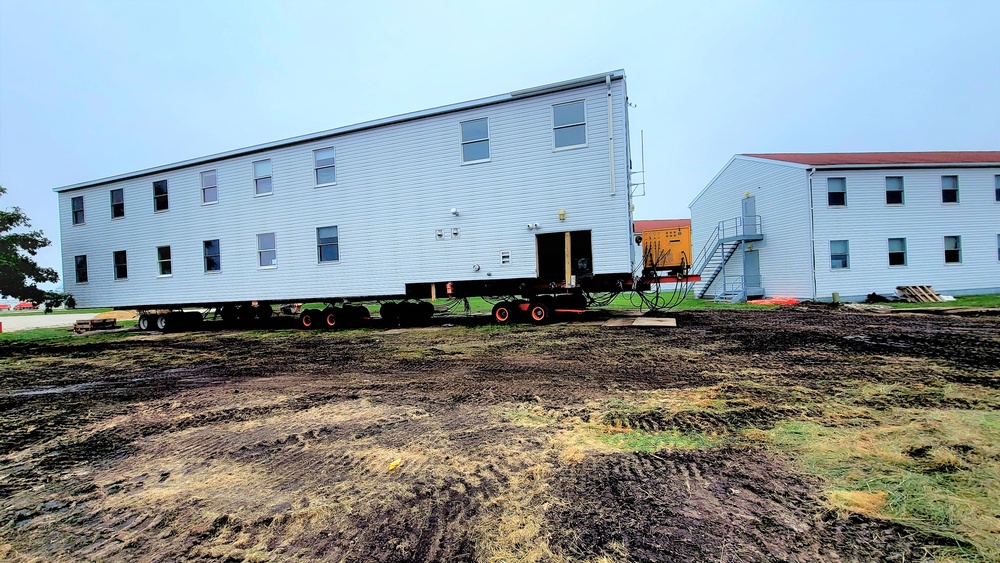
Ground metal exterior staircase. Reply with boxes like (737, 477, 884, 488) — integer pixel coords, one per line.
(691, 216, 764, 300)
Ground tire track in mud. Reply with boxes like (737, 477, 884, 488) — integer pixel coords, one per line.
(546, 448, 925, 562)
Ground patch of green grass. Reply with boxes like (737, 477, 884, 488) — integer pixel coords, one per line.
(0, 320, 137, 343)
(599, 429, 728, 452)
(887, 294, 1000, 309)
(501, 407, 557, 427)
(766, 411, 1000, 561)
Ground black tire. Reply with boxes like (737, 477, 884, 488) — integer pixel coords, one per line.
(237, 304, 255, 324)
(492, 302, 514, 324)
(380, 302, 398, 326)
(220, 305, 238, 325)
(255, 304, 272, 321)
(299, 309, 318, 330)
(138, 315, 152, 331)
(419, 300, 435, 323)
(528, 302, 553, 324)
(155, 314, 169, 332)
(320, 307, 338, 329)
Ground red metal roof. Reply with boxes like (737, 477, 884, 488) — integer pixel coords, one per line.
(633, 219, 690, 234)
(742, 151, 1000, 167)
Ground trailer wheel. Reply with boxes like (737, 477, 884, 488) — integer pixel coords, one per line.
(299, 309, 317, 329)
(529, 302, 553, 324)
(419, 300, 435, 323)
(255, 304, 272, 321)
(321, 307, 338, 329)
(380, 302, 398, 326)
(220, 305, 238, 325)
(155, 314, 170, 332)
(138, 315, 152, 331)
(492, 302, 514, 324)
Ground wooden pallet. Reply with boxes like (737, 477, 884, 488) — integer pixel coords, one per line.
(896, 285, 943, 303)
(73, 318, 118, 333)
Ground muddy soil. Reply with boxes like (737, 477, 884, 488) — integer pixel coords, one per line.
(1, 307, 997, 561)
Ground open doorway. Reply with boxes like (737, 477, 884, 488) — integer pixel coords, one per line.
(536, 230, 592, 284)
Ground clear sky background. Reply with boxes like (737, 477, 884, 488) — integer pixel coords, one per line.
(1, 0, 998, 291)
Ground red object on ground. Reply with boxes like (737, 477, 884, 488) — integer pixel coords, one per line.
(747, 296, 800, 305)
(0, 304, 10, 310)
(13, 302, 37, 310)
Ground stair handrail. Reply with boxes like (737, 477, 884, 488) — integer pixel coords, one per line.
(691, 222, 721, 276)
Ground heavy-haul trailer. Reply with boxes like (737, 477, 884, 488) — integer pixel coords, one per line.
(54, 70, 655, 330)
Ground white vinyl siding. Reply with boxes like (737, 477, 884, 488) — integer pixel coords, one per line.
(54, 77, 633, 308)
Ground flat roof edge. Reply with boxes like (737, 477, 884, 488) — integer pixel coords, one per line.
(54, 70, 625, 193)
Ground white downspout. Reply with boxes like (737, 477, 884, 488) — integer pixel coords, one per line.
(607, 75, 615, 195)
(807, 168, 817, 300)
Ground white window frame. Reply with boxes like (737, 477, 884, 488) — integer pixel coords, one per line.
(110, 188, 125, 218)
(201, 170, 218, 204)
(887, 237, 907, 267)
(827, 178, 847, 207)
(994, 175, 999, 203)
(74, 255, 88, 284)
(153, 180, 169, 212)
(257, 232, 277, 269)
(885, 176, 904, 206)
(113, 250, 128, 280)
(71, 195, 85, 225)
(203, 239, 221, 273)
(313, 147, 336, 187)
(996, 234, 999, 262)
(830, 240, 850, 270)
(253, 159, 273, 197)
(941, 175, 959, 204)
(944, 235, 962, 264)
(460, 117, 491, 164)
(316, 226, 340, 263)
(156, 245, 172, 277)
(552, 100, 587, 151)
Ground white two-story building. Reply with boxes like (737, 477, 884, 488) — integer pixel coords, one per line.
(689, 152, 1000, 301)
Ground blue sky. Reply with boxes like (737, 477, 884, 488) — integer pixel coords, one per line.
(1, 0, 998, 289)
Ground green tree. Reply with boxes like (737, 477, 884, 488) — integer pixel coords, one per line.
(1, 185, 60, 302)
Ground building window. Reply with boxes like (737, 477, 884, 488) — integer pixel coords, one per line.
(941, 175, 959, 203)
(460, 118, 490, 163)
(317, 226, 339, 262)
(995, 175, 999, 202)
(257, 233, 276, 268)
(997, 234, 1000, 261)
(71, 196, 85, 224)
(74, 255, 88, 284)
(830, 240, 850, 269)
(552, 100, 586, 149)
(253, 160, 272, 196)
(201, 170, 218, 204)
(314, 148, 336, 185)
(153, 180, 169, 211)
(827, 178, 846, 206)
(944, 236, 961, 263)
(110, 188, 125, 218)
(500, 250, 511, 265)
(204, 239, 221, 272)
(888, 238, 907, 266)
(157, 246, 172, 276)
(885, 177, 904, 205)
(113, 250, 128, 280)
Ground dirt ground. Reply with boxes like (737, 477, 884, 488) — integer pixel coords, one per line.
(1, 306, 997, 562)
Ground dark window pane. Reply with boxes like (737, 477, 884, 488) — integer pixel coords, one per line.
(886, 190, 903, 205)
(204, 239, 219, 255)
(153, 181, 168, 195)
(945, 249, 961, 263)
(72, 196, 84, 224)
(259, 250, 276, 267)
(205, 256, 220, 271)
(461, 119, 488, 142)
(111, 189, 123, 204)
(75, 256, 88, 283)
(315, 148, 335, 168)
(554, 124, 586, 148)
(158, 246, 171, 261)
(828, 192, 846, 206)
(942, 189, 958, 203)
(889, 252, 905, 266)
(462, 140, 490, 162)
(201, 170, 217, 187)
(203, 186, 218, 203)
(255, 177, 272, 195)
(316, 167, 336, 185)
(317, 226, 338, 243)
(319, 245, 340, 262)
(553, 102, 585, 127)
(831, 256, 849, 269)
